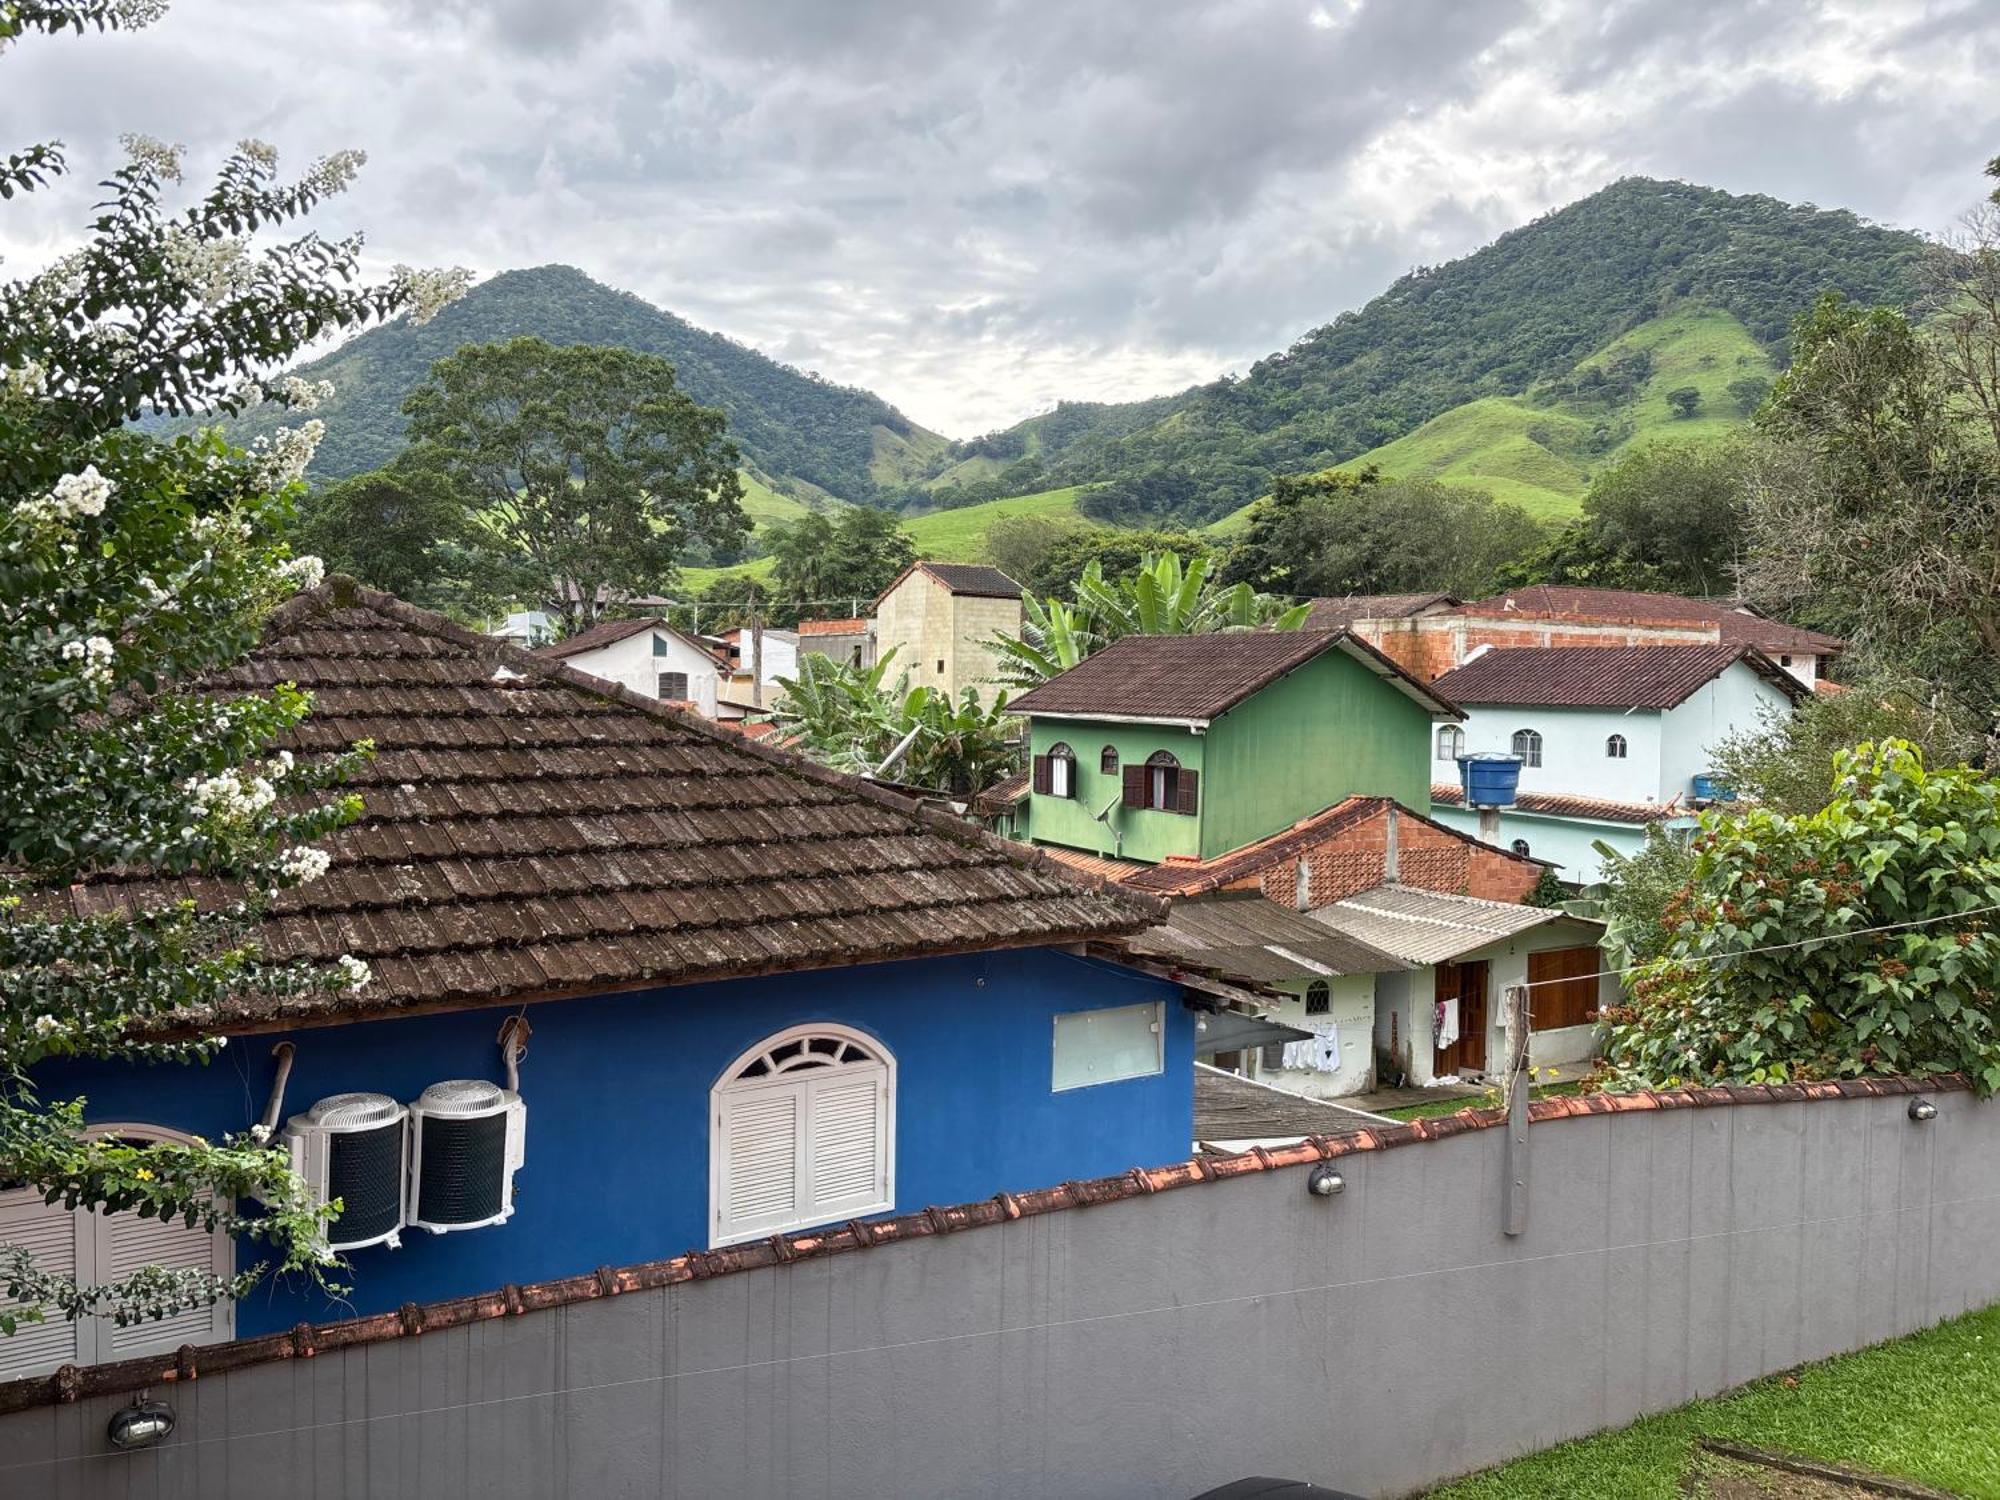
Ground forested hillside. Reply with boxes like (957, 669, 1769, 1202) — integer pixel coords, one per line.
(192, 265, 944, 498)
(930, 177, 1930, 523)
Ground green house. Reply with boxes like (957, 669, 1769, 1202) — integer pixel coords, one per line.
(999, 631, 1461, 865)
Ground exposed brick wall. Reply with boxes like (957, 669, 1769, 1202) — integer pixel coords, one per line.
(1354, 614, 1718, 682)
(1233, 801, 1540, 908)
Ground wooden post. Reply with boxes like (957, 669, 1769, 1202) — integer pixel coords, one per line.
(1503, 981, 1530, 1236)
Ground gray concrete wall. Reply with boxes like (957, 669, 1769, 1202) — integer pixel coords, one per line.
(5, 1090, 1997, 1499)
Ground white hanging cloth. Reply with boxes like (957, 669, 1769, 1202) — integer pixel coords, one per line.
(1434, 997, 1460, 1051)
(1279, 1019, 1342, 1073)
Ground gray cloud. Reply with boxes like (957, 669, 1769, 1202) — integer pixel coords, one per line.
(1, 0, 1996, 435)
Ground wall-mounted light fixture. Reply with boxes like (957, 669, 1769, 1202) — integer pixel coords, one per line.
(107, 1395, 175, 1450)
(1307, 1163, 1344, 1198)
(1909, 1098, 1939, 1123)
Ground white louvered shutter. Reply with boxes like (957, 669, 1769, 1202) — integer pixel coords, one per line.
(95, 1199, 231, 1359)
(804, 1073, 886, 1219)
(716, 1087, 803, 1242)
(0, 1193, 87, 1379)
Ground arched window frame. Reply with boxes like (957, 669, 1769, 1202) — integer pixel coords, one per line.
(710, 1023, 895, 1248)
(1605, 733, 1627, 760)
(1099, 745, 1119, 776)
(1510, 838, 1532, 858)
(1511, 728, 1543, 768)
(1146, 750, 1181, 812)
(1436, 725, 1465, 762)
(0, 1122, 234, 1381)
(1304, 980, 1331, 1016)
(1047, 742, 1076, 799)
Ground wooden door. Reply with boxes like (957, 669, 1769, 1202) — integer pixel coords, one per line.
(1433, 959, 1490, 1076)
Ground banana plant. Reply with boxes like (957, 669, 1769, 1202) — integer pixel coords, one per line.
(988, 594, 1099, 690)
(774, 647, 1022, 795)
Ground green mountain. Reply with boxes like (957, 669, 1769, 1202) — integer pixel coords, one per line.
(932, 176, 1930, 524)
(202, 264, 945, 500)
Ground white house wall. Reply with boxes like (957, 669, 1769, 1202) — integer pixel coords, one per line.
(1451, 703, 1665, 804)
(1657, 667, 1796, 804)
(1430, 805, 1653, 885)
(1255, 974, 1376, 1098)
(565, 631, 720, 717)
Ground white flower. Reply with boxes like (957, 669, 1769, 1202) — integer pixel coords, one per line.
(161, 227, 252, 307)
(270, 750, 296, 775)
(390, 264, 472, 326)
(301, 149, 366, 197)
(248, 1123, 272, 1144)
(252, 421, 325, 488)
(278, 554, 325, 591)
(31, 1015, 62, 1038)
(277, 376, 335, 412)
(0, 361, 48, 398)
(277, 846, 332, 884)
(33, 251, 90, 306)
(189, 770, 278, 823)
(238, 138, 280, 171)
(335, 954, 372, 991)
(118, 132, 185, 184)
(49, 465, 114, 519)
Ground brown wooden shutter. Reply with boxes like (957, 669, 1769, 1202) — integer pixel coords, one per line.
(1031, 755, 1051, 795)
(1526, 946, 1599, 1030)
(1122, 765, 1145, 808)
(1176, 769, 1199, 816)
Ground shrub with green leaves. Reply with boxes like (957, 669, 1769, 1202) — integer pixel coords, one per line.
(1601, 742, 2000, 1095)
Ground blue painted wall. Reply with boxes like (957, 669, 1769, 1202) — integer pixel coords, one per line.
(36, 947, 1191, 1339)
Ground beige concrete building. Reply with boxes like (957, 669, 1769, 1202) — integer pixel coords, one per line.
(869, 562, 1024, 701)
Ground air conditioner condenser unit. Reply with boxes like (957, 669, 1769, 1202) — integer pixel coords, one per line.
(406, 1080, 526, 1233)
(283, 1093, 409, 1252)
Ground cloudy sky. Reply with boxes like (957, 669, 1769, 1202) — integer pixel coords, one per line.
(3, 0, 1996, 436)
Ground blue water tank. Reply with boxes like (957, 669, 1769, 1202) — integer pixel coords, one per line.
(1691, 772, 1736, 803)
(1458, 752, 1524, 809)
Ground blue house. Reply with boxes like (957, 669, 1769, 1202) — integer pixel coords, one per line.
(4, 583, 1195, 1382)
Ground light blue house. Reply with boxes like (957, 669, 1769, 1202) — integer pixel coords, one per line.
(5, 583, 1193, 1382)
(1426, 643, 1807, 882)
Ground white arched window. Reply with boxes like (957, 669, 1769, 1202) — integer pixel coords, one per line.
(1511, 728, 1543, 767)
(1047, 742, 1075, 799)
(1605, 733, 1628, 759)
(0, 1123, 233, 1381)
(1436, 725, 1465, 762)
(710, 1024, 894, 1247)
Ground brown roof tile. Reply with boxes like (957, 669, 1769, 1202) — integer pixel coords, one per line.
(89, 580, 1163, 1034)
(1301, 592, 1459, 630)
(1430, 781, 1681, 825)
(1453, 586, 1843, 656)
(1005, 630, 1460, 723)
(871, 561, 1024, 610)
(1429, 643, 1807, 710)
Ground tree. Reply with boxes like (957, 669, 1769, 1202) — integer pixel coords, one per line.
(1224, 469, 1547, 598)
(1601, 742, 2000, 1095)
(1740, 280, 2000, 726)
(1727, 375, 1772, 415)
(1576, 440, 1748, 596)
(292, 461, 501, 618)
(0, 2, 467, 1336)
(982, 512, 1091, 589)
(1664, 386, 1702, 418)
(401, 337, 746, 638)
(774, 649, 1018, 797)
(765, 505, 915, 616)
(1016, 524, 1214, 600)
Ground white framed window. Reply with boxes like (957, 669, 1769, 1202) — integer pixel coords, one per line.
(0, 1123, 233, 1382)
(1435, 725, 1464, 761)
(1047, 742, 1075, 799)
(1511, 728, 1543, 767)
(710, 1024, 894, 1247)
(1605, 733, 1627, 759)
(1052, 1002, 1164, 1091)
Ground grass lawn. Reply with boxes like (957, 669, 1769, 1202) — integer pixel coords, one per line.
(1426, 1301, 2000, 1498)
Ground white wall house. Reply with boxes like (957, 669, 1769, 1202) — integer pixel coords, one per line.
(1426, 644, 1806, 884)
(533, 617, 723, 718)
(717, 626, 798, 706)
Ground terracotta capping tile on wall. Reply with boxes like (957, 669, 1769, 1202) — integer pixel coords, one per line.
(0, 1071, 1967, 1418)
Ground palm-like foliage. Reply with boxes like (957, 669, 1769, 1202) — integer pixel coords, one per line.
(775, 648, 1020, 797)
(990, 552, 1310, 688)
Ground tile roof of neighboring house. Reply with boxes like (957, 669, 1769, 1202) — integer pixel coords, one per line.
(970, 770, 1030, 817)
(1454, 585, 1843, 656)
(529, 615, 658, 658)
(1302, 592, 1460, 631)
(1430, 782, 1682, 826)
(1004, 630, 1462, 724)
(797, 617, 870, 636)
(75, 580, 1165, 1036)
(1309, 883, 1592, 966)
(1126, 891, 1409, 983)
(1428, 643, 1807, 710)
(2, 1070, 1960, 1416)
(1034, 845, 1149, 883)
(1193, 1064, 1395, 1146)
(1120, 795, 1548, 896)
(871, 561, 1024, 611)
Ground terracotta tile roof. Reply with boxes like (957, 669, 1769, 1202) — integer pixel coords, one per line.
(1430, 781, 1680, 825)
(1, 1070, 1963, 1416)
(1429, 643, 1807, 710)
(1302, 592, 1459, 630)
(969, 770, 1030, 817)
(1193, 1064, 1394, 1145)
(1005, 630, 1461, 724)
(797, 617, 869, 636)
(530, 615, 659, 658)
(80, 580, 1165, 1035)
(1120, 795, 1544, 896)
(1454, 586, 1843, 656)
(1309, 883, 1589, 965)
(871, 561, 1023, 611)
(1034, 844, 1149, 883)
(1126, 891, 1409, 981)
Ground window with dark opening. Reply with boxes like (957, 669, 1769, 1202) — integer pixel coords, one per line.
(1100, 745, 1119, 776)
(1304, 980, 1330, 1016)
(658, 671, 690, 701)
(1605, 733, 1627, 759)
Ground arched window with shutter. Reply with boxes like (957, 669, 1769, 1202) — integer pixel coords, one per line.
(1032, 742, 1078, 799)
(711, 1024, 894, 1247)
(0, 1123, 233, 1382)
(1124, 750, 1197, 815)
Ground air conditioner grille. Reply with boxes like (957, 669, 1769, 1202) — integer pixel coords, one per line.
(304, 1092, 403, 1130)
(326, 1119, 407, 1247)
(415, 1079, 505, 1118)
(415, 1113, 509, 1225)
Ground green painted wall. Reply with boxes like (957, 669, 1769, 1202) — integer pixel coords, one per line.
(1199, 649, 1433, 858)
(1021, 720, 1205, 864)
